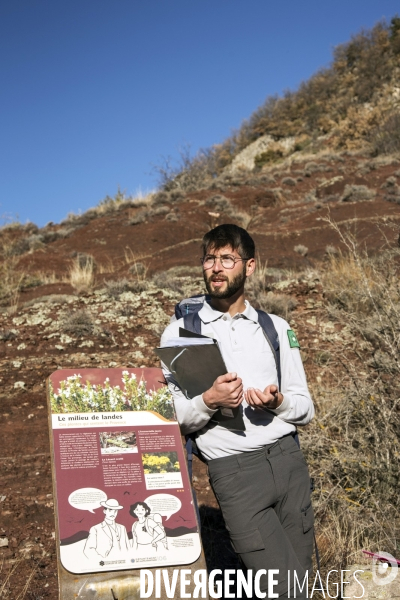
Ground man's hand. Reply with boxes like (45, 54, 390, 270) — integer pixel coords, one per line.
(203, 372, 243, 411)
(245, 384, 283, 410)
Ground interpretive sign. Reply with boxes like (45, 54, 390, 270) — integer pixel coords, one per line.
(47, 368, 202, 583)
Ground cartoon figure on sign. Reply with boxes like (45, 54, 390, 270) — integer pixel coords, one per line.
(83, 499, 130, 560)
(129, 501, 168, 551)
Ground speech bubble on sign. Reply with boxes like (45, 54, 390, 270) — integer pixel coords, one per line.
(144, 493, 182, 521)
(68, 488, 107, 513)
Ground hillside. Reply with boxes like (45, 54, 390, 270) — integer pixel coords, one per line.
(1, 17, 400, 599)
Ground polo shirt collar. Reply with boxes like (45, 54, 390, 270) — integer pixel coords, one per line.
(198, 299, 259, 324)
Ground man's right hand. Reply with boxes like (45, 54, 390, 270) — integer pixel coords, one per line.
(202, 372, 243, 410)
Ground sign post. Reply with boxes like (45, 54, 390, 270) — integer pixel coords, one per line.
(47, 368, 209, 599)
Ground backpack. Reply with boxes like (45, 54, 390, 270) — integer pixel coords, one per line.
(133, 513, 167, 547)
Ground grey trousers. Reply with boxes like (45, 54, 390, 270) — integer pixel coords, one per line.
(207, 434, 314, 599)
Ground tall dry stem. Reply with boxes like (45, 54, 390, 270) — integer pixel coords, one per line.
(0, 236, 25, 308)
(303, 216, 400, 571)
(69, 255, 95, 293)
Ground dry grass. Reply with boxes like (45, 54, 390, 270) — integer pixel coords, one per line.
(0, 235, 26, 310)
(0, 558, 38, 600)
(105, 278, 131, 298)
(69, 255, 95, 293)
(246, 257, 298, 319)
(301, 222, 400, 572)
(124, 249, 149, 277)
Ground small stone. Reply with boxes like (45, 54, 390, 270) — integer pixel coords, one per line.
(0, 537, 9, 548)
(14, 381, 25, 389)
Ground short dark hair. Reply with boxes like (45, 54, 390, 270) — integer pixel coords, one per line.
(129, 501, 151, 518)
(201, 224, 255, 259)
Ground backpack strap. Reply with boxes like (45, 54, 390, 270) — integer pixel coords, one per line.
(255, 310, 300, 448)
(256, 309, 281, 392)
(145, 516, 153, 535)
(183, 311, 202, 335)
(175, 294, 210, 320)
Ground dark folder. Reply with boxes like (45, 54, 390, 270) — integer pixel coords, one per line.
(155, 329, 245, 431)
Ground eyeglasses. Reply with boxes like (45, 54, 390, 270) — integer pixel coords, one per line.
(201, 254, 249, 270)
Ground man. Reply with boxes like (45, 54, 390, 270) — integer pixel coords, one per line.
(161, 224, 315, 599)
(83, 498, 130, 560)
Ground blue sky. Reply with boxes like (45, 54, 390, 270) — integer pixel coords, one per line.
(1, 0, 399, 227)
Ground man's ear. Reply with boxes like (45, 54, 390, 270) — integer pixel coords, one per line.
(246, 257, 256, 277)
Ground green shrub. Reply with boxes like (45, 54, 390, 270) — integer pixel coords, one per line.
(254, 149, 284, 169)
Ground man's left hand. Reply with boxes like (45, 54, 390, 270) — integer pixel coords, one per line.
(245, 384, 283, 409)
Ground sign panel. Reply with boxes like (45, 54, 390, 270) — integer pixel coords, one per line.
(48, 368, 201, 575)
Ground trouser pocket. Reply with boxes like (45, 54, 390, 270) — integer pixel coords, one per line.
(230, 529, 265, 554)
(301, 501, 314, 533)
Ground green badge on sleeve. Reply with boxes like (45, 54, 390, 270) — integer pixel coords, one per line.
(287, 329, 300, 348)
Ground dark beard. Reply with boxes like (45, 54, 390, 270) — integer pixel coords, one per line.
(204, 266, 246, 299)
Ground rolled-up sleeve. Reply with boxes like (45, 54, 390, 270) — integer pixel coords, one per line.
(160, 321, 218, 435)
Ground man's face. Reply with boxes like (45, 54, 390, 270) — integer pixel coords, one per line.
(104, 507, 118, 520)
(202, 245, 251, 299)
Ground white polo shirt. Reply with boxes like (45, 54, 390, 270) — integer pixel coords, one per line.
(160, 300, 314, 460)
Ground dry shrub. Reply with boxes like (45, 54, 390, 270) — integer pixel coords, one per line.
(246, 259, 297, 319)
(381, 175, 398, 188)
(69, 255, 95, 293)
(245, 256, 268, 300)
(282, 176, 296, 186)
(204, 195, 253, 229)
(325, 245, 338, 256)
(125, 255, 149, 292)
(258, 292, 298, 319)
(381, 176, 400, 203)
(204, 195, 231, 212)
(128, 280, 148, 293)
(152, 191, 170, 205)
(303, 222, 400, 568)
(129, 207, 154, 225)
(294, 244, 308, 256)
(165, 211, 181, 221)
(105, 278, 131, 298)
(151, 271, 184, 294)
(340, 184, 376, 202)
(0, 328, 17, 341)
(153, 144, 218, 192)
(95, 187, 133, 215)
(61, 309, 97, 337)
(128, 261, 147, 277)
(125, 252, 149, 279)
(369, 111, 400, 155)
(322, 252, 376, 314)
(270, 187, 288, 205)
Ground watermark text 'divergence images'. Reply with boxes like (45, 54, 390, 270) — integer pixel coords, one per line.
(139, 567, 378, 598)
